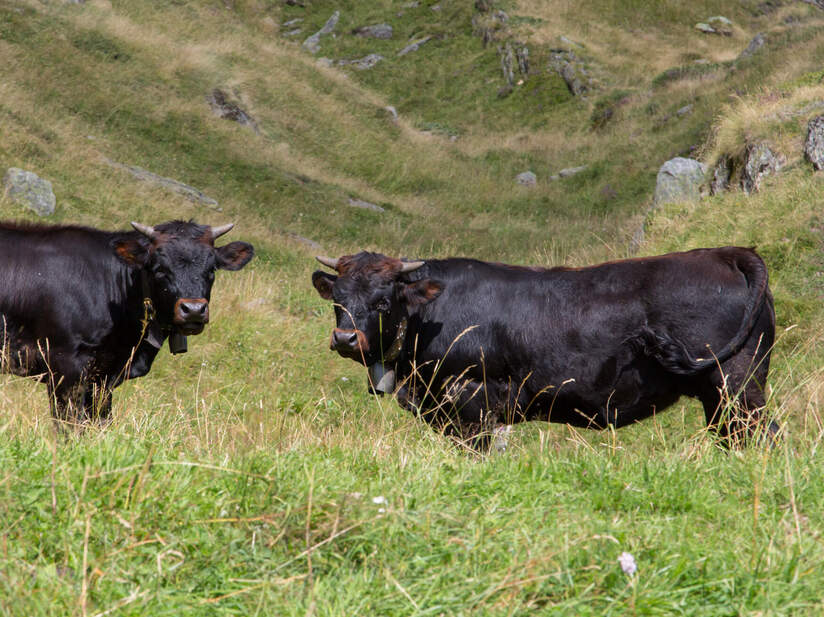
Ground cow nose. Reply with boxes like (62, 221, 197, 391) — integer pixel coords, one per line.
(331, 328, 365, 353)
(175, 298, 209, 324)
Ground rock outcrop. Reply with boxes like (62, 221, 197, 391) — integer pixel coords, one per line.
(741, 143, 783, 194)
(804, 115, 824, 171)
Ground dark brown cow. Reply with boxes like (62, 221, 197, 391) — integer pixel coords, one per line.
(312, 248, 777, 449)
(0, 220, 254, 426)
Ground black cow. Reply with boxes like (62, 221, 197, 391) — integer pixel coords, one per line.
(0, 220, 254, 426)
(312, 248, 776, 448)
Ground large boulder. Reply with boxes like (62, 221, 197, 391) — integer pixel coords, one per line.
(741, 143, 783, 194)
(804, 115, 824, 171)
(653, 157, 706, 206)
(3, 168, 56, 216)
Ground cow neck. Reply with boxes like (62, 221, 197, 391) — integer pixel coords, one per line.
(368, 315, 407, 395)
(139, 269, 165, 350)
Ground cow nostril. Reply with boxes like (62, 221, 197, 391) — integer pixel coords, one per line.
(346, 332, 358, 345)
(180, 303, 190, 314)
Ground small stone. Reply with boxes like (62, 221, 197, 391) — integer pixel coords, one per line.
(398, 35, 432, 56)
(284, 28, 302, 37)
(353, 23, 393, 39)
(738, 33, 766, 60)
(348, 197, 385, 212)
(695, 23, 717, 34)
(283, 18, 303, 27)
(384, 106, 398, 122)
(559, 165, 587, 178)
(516, 171, 537, 186)
(804, 115, 824, 171)
(338, 54, 384, 70)
(104, 159, 221, 210)
(303, 11, 339, 54)
(3, 168, 56, 216)
(676, 104, 694, 116)
(207, 88, 259, 133)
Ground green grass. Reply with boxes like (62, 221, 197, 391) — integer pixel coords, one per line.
(3, 0, 824, 614)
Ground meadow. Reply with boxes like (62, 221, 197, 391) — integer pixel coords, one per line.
(2, 0, 824, 614)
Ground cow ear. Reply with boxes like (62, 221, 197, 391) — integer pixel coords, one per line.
(215, 241, 255, 271)
(312, 271, 336, 300)
(113, 237, 149, 267)
(401, 279, 443, 306)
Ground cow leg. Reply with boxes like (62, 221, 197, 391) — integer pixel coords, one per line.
(83, 380, 114, 425)
(47, 378, 86, 431)
(697, 325, 777, 445)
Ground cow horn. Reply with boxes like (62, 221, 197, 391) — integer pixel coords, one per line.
(315, 256, 340, 270)
(131, 222, 156, 239)
(399, 260, 425, 273)
(211, 223, 234, 239)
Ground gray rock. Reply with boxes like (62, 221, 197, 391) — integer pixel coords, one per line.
(285, 231, 322, 251)
(676, 104, 694, 116)
(516, 171, 537, 186)
(348, 198, 385, 212)
(103, 158, 221, 210)
(710, 156, 732, 195)
(3, 168, 56, 216)
(695, 23, 717, 34)
(283, 18, 303, 27)
(707, 15, 733, 35)
(499, 43, 515, 85)
(284, 28, 302, 37)
(385, 105, 399, 122)
(206, 89, 259, 133)
(559, 165, 587, 178)
(354, 23, 393, 39)
(398, 35, 433, 56)
(549, 49, 594, 97)
(653, 157, 707, 206)
(741, 143, 783, 194)
(738, 33, 766, 60)
(303, 11, 340, 54)
(804, 115, 824, 171)
(338, 54, 384, 70)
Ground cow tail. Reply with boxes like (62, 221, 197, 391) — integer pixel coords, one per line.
(632, 249, 770, 375)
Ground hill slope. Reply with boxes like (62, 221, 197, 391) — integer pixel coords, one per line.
(2, 0, 824, 614)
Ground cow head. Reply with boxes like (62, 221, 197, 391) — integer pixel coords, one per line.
(114, 220, 254, 335)
(312, 252, 443, 366)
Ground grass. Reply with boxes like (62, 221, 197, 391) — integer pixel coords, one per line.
(2, 0, 824, 614)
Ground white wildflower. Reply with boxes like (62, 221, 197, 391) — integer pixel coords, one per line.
(618, 551, 637, 576)
(372, 495, 387, 505)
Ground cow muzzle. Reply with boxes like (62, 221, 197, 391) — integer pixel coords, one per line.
(330, 328, 369, 357)
(174, 297, 209, 334)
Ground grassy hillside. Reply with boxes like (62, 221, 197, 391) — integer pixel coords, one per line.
(2, 0, 824, 614)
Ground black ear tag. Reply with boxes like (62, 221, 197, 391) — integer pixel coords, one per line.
(169, 333, 188, 354)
